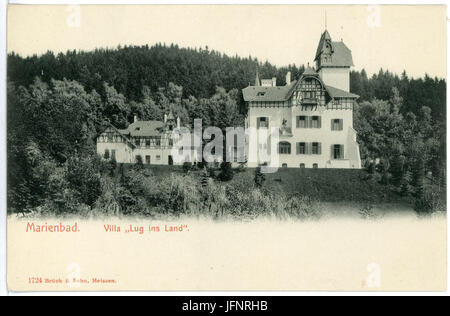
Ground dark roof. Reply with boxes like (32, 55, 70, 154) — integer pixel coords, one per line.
(326, 41, 353, 67)
(242, 80, 358, 102)
(315, 30, 354, 68)
(325, 85, 359, 99)
(315, 30, 332, 60)
(120, 120, 166, 137)
(242, 80, 297, 102)
(101, 124, 136, 148)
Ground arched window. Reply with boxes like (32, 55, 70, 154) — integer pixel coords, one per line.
(104, 149, 110, 159)
(278, 142, 291, 154)
(313, 163, 318, 169)
(300, 163, 305, 168)
(282, 163, 288, 168)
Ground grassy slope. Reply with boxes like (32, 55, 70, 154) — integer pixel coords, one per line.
(234, 168, 405, 203)
(122, 164, 406, 203)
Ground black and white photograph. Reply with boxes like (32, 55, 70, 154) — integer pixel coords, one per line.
(1, 2, 448, 296)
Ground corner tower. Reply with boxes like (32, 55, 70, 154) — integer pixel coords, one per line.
(314, 30, 354, 92)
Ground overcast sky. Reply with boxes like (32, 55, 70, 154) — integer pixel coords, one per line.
(7, 4, 446, 79)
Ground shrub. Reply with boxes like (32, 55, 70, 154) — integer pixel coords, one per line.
(414, 187, 445, 215)
(218, 161, 233, 181)
(183, 161, 192, 173)
(149, 173, 202, 215)
(254, 166, 265, 188)
(359, 202, 383, 220)
(282, 195, 323, 220)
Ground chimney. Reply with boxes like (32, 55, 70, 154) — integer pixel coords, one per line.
(134, 115, 138, 123)
(286, 71, 291, 85)
(272, 77, 277, 87)
(177, 117, 180, 128)
(164, 113, 167, 123)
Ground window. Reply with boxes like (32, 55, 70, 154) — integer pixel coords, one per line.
(297, 142, 306, 154)
(145, 138, 151, 147)
(300, 163, 305, 168)
(104, 149, 110, 159)
(135, 155, 142, 163)
(145, 155, 151, 164)
(257, 92, 266, 96)
(155, 137, 161, 147)
(312, 142, 321, 155)
(311, 116, 321, 128)
(331, 119, 343, 131)
(169, 139, 173, 147)
(278, 142, 291, 154)
(111, 150, 116, 160)
(332, 144, 344, 159)
(135, 138, 140, 146)
(297, 116, 307, 128)
(313, 163, 318, 169)
(282, 163, 288, 168)
(156, 155, 161, 160)
(257, 117, 268, 129)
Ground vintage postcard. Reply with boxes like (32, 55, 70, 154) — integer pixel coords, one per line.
(4, 3, 447, 293)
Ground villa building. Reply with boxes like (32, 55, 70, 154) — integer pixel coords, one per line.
(243, 30, 362, 168)
(96, 112, 197, 165)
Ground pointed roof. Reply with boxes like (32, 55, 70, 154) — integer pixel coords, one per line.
(167, 111, 175, 120)
(315, 29, 332, 61)
(303, 65, 318, 76)
(315, 30, 354, 68)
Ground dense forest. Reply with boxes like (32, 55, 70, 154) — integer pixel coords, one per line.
(6, 44, 446, 216)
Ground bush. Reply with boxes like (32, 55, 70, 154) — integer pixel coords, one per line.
(183, 161, 192, 173)
(148, 173, 202, 215)
(281, 195, 323, 220)
(414, 187, 445, 215)
(254, 166, 265, 188)
(218, 161, 233, 181)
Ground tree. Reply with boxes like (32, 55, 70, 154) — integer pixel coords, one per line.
(66, 154, 102, 207)
(390, 153, 405, 187)
(411, 155, 425, 199)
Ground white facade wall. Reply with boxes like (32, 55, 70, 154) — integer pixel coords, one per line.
(318, 67, 350, 92)
(97, 131, 200, 166)
(246, 104, 361, 169)
(97, 141, 134, 163)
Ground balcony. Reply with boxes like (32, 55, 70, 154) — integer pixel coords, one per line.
(301, 98, 319, 105)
